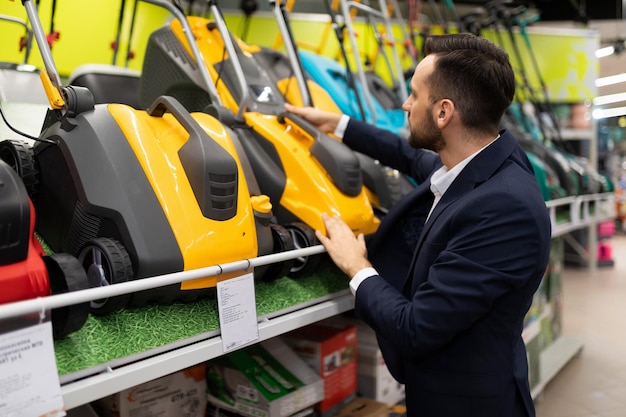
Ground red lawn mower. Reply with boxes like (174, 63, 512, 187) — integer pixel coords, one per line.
(0, 159, 90, 338)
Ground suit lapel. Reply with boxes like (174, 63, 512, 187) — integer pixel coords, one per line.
(368, 182, 433, 292)
(401, 131, 520, 294)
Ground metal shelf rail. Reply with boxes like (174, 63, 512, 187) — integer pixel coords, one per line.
(547, 192, 616, 237)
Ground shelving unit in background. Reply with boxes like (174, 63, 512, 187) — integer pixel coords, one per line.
(528, 193, 615, 399)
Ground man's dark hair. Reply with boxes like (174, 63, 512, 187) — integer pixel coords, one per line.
(423, 33, 515, 133)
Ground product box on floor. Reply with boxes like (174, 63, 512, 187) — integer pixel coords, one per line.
(66, 404, 100, 417)
(357, 344, 405, 407)
(281, 318, 358, 416)
(333, 397, 389, 417)
(206, 337, 324, 417)
(206, 401, 316, 417)
(336, 317, 405, 407)
(110, 363, 207, 417)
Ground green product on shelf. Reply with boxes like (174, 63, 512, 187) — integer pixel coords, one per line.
(216, 344, 303, 401)
(206, 338, 324, 417)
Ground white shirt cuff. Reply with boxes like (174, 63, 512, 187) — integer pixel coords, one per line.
(333, 114, 351, 139)
(349, 267, 378, 295)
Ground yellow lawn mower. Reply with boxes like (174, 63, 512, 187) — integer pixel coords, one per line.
(0, 0, 290, 316)
(138, 0, 380, 276)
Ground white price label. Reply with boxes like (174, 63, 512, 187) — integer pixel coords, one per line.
(217, 272, 259, 353)
(0, 321, 65, 417)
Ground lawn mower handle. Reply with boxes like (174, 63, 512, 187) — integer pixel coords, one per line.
(21, 0, 62, 92)
(147, 95, 208, 138)
(278, 111, 362, 197)
(0, 14, 33, 64)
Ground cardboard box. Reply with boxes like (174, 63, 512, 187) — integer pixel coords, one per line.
(281, 318, 358, 416)
(66, 404, 100, 417)
(206, 338, 324, 417)
(328, 316, 404, 407)
(333, 397, 389, 417)
(357, 344, 405, 407)
(341, 317, 378, 346)
(111, 364, 206, 417)
(206, 402, 316, 417)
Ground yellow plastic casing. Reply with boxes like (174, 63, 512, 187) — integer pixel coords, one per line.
(107, 104, 259, 289)
(245, 112, 379, 236)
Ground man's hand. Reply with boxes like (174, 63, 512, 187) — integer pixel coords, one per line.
(315, 213, 372, 278)
(284, 103, 342, 136)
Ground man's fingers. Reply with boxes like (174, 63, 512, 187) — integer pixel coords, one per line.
(321, 214, 346, 236)
(284, 103, 309, 118)
(315, 229, 329, 246)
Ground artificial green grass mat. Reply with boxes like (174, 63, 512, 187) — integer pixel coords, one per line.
(54, 257, 349, 376)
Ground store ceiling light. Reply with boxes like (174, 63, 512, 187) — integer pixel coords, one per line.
(596, 46, 616, 58)
(595, 40, 626, 58)
(593, 92, 626, 106)
(595, 73, 626, 87)
(592, 106, 626, 119)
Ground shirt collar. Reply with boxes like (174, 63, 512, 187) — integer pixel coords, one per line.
(430, 134, 500, 198)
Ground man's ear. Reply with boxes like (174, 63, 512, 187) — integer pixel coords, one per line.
(437, 99, 454, 127)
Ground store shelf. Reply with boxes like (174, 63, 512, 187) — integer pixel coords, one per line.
(57, 193, 614, 410)
(526, 194, 611, 400)
(61, 291, 354, 410)
(531, 335, 584, 400)
(559, 129, 593, 141)
(547, 192, 616, 237)
(0, 192, 615, 411)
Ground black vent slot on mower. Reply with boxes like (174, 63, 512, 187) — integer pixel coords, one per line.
(183, 146, 238, 221)
(209, 173, 237, 211)
(67, 200, 102, 255)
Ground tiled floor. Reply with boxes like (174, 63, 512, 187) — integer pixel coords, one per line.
(534, 230, 626, 417)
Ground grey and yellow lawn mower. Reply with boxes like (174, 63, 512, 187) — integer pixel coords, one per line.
(0, 0, 292, 316)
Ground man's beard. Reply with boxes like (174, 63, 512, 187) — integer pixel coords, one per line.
(407, 109, 445, 152)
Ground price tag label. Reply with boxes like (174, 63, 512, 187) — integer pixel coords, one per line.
(0, 322, 65, 417)
(217, 272, 259, 353)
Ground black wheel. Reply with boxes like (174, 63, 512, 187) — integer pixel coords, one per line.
(78, 238, 133, 315)
(285, 222, 321, 278)
(44, 253, 91, 339)
(259, 223, 295, 282)
(0, 139, 39, 200)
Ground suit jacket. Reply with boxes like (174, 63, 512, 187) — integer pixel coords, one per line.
(343, 120, 552, 417)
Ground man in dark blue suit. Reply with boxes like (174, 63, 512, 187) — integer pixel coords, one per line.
(286, 33, 551, 417)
